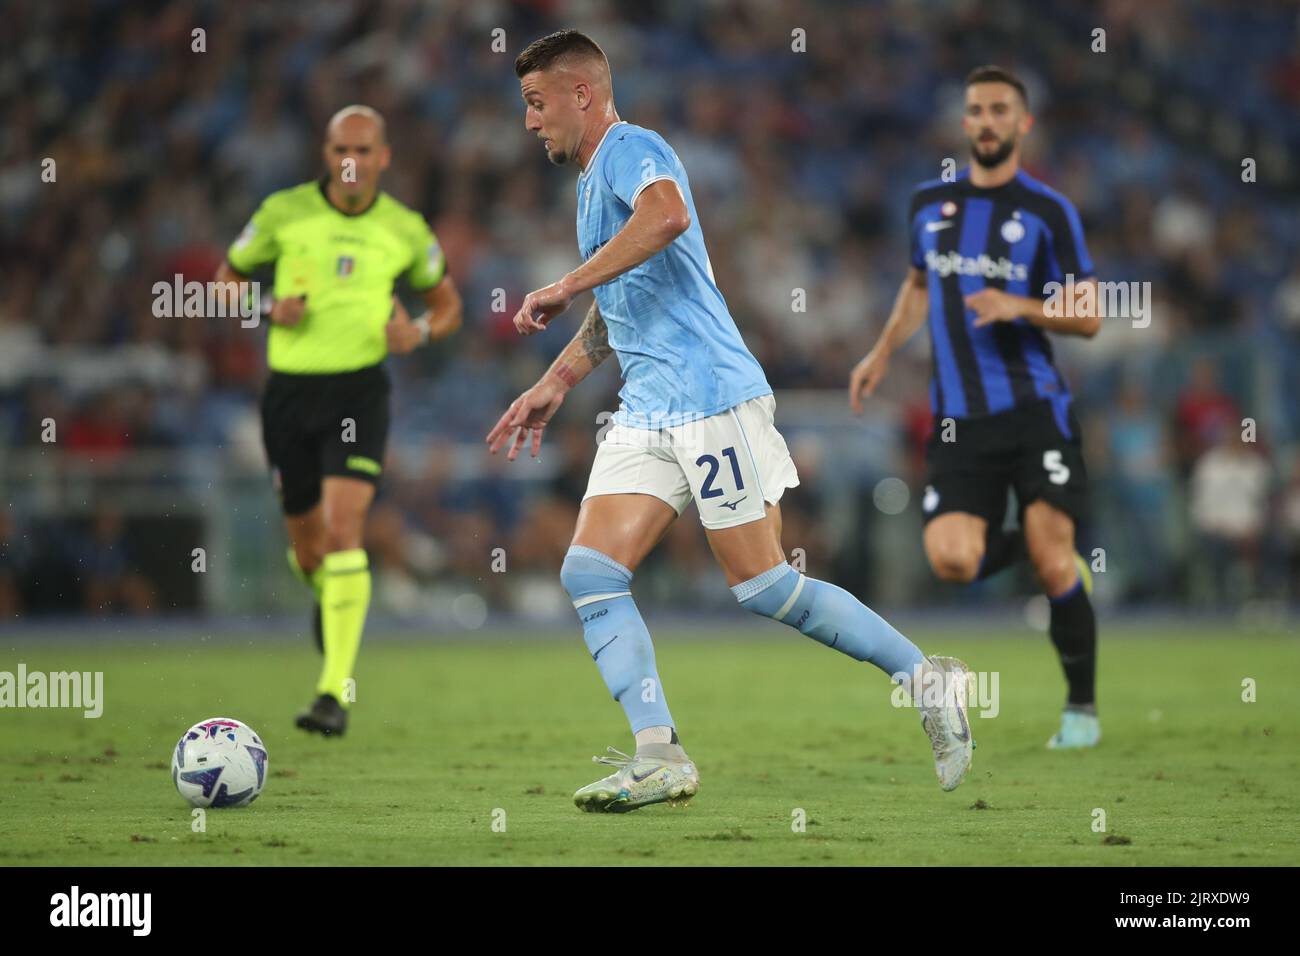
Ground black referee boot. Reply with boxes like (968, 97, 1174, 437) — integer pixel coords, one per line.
(295, 694, 347, 737)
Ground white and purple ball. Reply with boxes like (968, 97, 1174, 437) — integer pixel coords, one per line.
(171, 718, 268, 809)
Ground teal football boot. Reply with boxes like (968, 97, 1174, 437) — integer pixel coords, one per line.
(1047, 708, 1101, 749)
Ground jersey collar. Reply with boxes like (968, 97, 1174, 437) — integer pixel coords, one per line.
(959, 167, 1024, 196)
(317, 174, 382, 217)
(579, 121, 627, 180)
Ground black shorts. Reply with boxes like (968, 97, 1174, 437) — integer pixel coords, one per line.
(921, 399, 1088, 528)
(259, 363, 391, 516)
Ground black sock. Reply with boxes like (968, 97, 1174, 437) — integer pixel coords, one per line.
(1049, 581, 1097, 708)
(977, 528, 1026, 580)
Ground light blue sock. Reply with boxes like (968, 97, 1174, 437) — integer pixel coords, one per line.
(733, 562, 925, 680)
(561, 546, 674, 734)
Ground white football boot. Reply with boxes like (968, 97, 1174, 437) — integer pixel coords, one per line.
(573, 743, 700, 813)
(914, 655, 974, 791)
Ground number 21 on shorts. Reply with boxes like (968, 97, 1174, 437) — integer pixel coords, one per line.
(696, 446, 744, 499)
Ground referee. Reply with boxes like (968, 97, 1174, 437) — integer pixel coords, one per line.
(215, 105, 462, 736)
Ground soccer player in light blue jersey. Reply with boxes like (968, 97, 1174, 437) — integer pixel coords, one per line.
(486, 30, 974, 811)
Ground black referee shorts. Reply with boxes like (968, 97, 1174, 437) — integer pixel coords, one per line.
(259, 363, 391, 516)
(921, 398, 1089, 529)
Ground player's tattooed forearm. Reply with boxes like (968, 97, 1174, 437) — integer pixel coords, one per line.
(580, 302, 612, 367)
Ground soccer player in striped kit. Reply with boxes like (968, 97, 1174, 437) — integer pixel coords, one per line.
(850, 66, 1103, 749)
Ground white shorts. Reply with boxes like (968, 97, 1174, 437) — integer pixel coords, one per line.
(583, 394, 800, 529)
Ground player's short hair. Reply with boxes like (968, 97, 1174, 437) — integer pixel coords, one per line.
(514, 29, 608, 78)
(965, 65, 1028, 110)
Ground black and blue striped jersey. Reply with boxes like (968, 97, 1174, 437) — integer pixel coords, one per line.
(908, 168, 1093, 434)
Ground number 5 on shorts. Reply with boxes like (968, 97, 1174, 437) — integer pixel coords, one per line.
(1043, 450, 1070, 485)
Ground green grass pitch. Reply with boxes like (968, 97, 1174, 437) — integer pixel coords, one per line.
(1, 626, 1297, 866)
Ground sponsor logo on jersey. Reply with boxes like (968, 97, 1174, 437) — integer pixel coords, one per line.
(924, 249, 1028, 282)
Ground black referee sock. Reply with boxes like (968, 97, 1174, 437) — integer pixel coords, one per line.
(1049, 580, 1097, 708)
(977, 528, 1026, 580)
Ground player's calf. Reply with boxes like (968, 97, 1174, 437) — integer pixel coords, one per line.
(562, 546, 699, 810)
(285, 541, 327, 659)
(560, 545, 676, 738)
(732, 561, 924, 679)
(734, 561, 973, 790)
(1027, 534, 1099, 724)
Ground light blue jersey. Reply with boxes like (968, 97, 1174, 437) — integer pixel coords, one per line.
(576, 122, 770, 429)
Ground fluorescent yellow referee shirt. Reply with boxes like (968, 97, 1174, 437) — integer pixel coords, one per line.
(228, 180, 446, 373)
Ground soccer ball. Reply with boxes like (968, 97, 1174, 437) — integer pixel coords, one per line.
(171, 717, 268, 809)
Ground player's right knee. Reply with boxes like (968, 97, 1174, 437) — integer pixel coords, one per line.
(560, 545, 633, 609)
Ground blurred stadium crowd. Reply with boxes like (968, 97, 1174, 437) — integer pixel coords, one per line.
(1, 0, 1299, 620)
